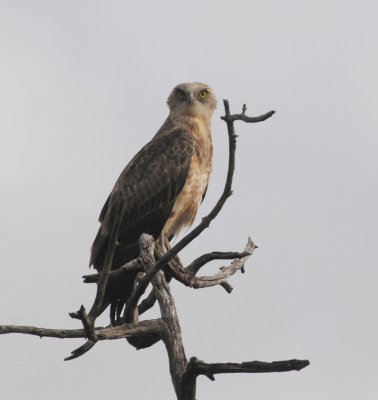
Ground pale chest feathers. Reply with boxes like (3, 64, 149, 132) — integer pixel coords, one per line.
(162, 117, 213, 239)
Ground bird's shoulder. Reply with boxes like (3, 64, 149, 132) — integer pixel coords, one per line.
(117, 127, 195, 186)
(98, 127, 195, 222)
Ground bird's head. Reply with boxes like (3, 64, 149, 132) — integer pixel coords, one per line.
(167, 82, 217, 119)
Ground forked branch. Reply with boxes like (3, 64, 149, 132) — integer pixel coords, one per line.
(167, 238, 256, 290)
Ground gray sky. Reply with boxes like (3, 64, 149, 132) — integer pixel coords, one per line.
(1, 1, 377, 399)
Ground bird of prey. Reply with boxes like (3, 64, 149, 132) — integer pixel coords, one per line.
(90, 82, 217, 324)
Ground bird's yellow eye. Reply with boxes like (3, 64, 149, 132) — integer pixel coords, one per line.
(199, 90, 208, 99)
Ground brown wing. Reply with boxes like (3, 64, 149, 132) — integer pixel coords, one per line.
(90, 129, 195, 272)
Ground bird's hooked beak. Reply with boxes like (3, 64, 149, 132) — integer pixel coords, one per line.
(188, 92, 195, 104)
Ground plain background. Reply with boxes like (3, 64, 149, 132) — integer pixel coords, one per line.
(1, 1, 377, 399)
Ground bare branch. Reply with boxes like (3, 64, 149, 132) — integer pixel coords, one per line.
(140, 234, 188, 399)
(219, 281, 233, 293)
(187, 357, 310, 375)
(0, 325, 86, 339)
(180, 357, 309, 400)
(65, 340, 96, 361)
(83, 258, 143, 283)
(185, 251, 251, 275)
(0, 319, 165, 341)
(137, 289, 157, 315)
(69, 305, 96, 341)
(221, 105, 275, 123)
(136, 245, 243, 310)
(167, 238, 256, 291)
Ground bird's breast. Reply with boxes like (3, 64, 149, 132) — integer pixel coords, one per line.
(162, 118, 213, 240)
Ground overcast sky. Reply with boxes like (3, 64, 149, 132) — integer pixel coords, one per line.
(1, 1, 377, 399)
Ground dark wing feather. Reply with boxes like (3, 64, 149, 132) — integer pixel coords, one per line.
(98, 194, 110, 223)
(90, 129, 195, 272)
(89, 129, 195, 324)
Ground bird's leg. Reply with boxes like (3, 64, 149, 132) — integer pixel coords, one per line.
(130, 272, 145, 323)
(114, 300, 125, 325)
(110, 301, 118, 325)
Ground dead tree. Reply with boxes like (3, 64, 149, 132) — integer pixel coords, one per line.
(0, 100, 309, 399)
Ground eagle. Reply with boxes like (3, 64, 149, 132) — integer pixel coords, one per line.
(90, 82, 217, 324)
